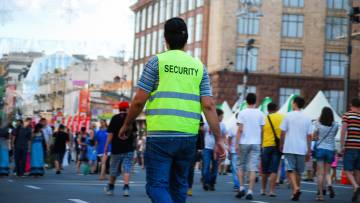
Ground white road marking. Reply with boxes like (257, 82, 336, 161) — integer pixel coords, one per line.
(251, 201, 269, 203)
(25, 185, 42, 190)
(68, 199, 89, 203)
(8, 179, 13, 183)
(301, 181, 352, 189)
(34, 182, 145, 187)
(301, 189, 317, 193)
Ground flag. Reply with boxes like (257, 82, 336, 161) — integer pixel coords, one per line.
(259, 97, 273, 114)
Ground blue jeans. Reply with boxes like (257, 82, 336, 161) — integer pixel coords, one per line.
(145, 136, 196, 203)
(230, 153, 240, 188)
(202, 148, 218, 186)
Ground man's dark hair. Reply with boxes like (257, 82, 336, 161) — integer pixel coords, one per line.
(293, 96, 305, 109)
(267, 102, 278, 112)
(25, 117, 32, 122)
(40, 118, 46, 122)
(216, 108, 224, 116)
(59, 124, 66, 130)
(81, 127, 86, 132)
(246, 93, 257, 105)
(164, 17, 188, 50)
(351, 98, 360, 108)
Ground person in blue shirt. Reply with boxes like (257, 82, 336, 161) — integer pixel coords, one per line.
(95, 120, 110, 180)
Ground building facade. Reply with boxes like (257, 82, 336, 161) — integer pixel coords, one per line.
(130, 0, 360, 114)
(131, 0, 209, 87)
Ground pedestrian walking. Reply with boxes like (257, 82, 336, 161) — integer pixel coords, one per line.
(95, 119, 110, 180)
(313, 107, 338, 201)
(202, 109, 227, 191)
(104, 101, 137, 196)
(12, 118, 32, 177)
(261, 102, 284, 197)
(228, 122, 240, 191)
(52, 124, 70, 174)
(30, 123, 46, 176)
(280, 96, 313, 201)
(118, 17, 225, 203)
(0, 122, 10, 176)
(235, 93, 265, 200)
(76, 127, 89, 174)
(341, 98, 360, 202)
(87, 127, 97, 174)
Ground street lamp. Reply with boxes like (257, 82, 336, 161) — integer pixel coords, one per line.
(241, 38, 256, 103)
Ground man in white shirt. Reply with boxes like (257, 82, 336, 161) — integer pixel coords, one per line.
(280, 96, 312, 201)
(235, 93, 265, 200)
(228, 125, 240, 191)
(202, 109, 227, 191)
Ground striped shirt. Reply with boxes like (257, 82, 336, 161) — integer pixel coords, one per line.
(342, 111, 360, 149)
(137, 55, 212, 137)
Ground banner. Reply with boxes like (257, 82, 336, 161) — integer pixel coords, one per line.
(79, 90, 90, 113)
(66, 116, 73, 129)
(72, 115, 79, 133)
(77, 114, 86, 132)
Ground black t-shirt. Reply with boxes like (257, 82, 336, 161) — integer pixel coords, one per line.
(13, 126, 32, 149)
(53, 131, 69, 153)
(107, 113, 137, 154)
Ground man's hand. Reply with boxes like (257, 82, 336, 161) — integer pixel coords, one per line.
(118, 125, 129, 140)
(214, 141, 226, 161)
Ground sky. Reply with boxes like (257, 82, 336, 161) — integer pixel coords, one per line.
(0, 0, 136, 58)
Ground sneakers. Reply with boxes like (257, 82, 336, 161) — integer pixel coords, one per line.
(187, 188, 193, 196)
(235, 190, 246, 199)
(104, 184, 114, 196)
(55, 171, 61, 175)
(123, 185, 130, 197)
(352, 187, 360, 202)
(245, 193, 254, 200)
(328, 186, 335, 199)
(203, 184, 210, 191)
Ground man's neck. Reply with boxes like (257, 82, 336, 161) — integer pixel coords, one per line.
(248, 104, 256, 109)
(351, 107, 360, 113)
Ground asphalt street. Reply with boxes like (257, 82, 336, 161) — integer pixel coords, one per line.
(0, 164, 356, 203)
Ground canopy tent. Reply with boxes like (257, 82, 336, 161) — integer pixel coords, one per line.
(220, 101, 233, 122)
(303, 91, 342, 140)
(278, 94, 298, 114)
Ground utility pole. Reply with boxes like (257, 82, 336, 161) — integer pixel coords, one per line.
(241, 38, 255, 102)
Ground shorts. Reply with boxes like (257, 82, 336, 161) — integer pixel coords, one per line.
(54, 152, 65, 163)
(238, 144, 260, 172)
(343, 149, 360, 171)
(261, 146, 281, 174)
(284, 153, 305, 173)
(316, 148, 335, 164)
(110, 152, 134, 176)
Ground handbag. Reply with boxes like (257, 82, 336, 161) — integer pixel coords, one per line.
(267, 115, 281, 152)
(312, 124, 334, 158)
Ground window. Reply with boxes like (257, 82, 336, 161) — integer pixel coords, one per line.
(141, 8, 147, 31)
(237, 85, 257, 96)
(160, 0, 166, 23)
(236, 47, 259, 72)
(195, 14, 203, 41)
(327, 0, 347, 9)
(135, 12, 140, 33)
(166, 0, 172, 20)
(283, 0, 304, 7)
(134, 38, 139, 60)
(324, 90, 344, 114)
(187, 17, 194, 43)
(153, 2, 159, 26)
(140, 36, 145, 59)
(326, 17, 348, 40)
(146, 33, 151, 57)
(237, 12, 260, 35)
(133, 65, 139, 86)
(279, 88, 300, 106)
(187, 50, 193, 56)
(139, 63, 144, 80)
(180, 0, 187, 13)
(188, 0, 195, 11)
(196, 0, 204, 7)
(280, 50, 303, 74)
(194, 48, 201, 59)
(158, 29, 164, 52)
(147, 5, 153, 28)
(152, 32, 158, 55)
(282, 14, 304, 38)
(324, 52, 347, 76)
(173, 0, 179, 17)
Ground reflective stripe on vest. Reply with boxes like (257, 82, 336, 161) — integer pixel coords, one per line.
(146, 50, 203, 134)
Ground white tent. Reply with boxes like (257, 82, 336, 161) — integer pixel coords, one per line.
(221, 101, 233, 122)
(278, 94, 297, 114)
(303, 91, 342, 140)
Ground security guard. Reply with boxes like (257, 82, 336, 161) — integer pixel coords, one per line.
(119, 17, 225, 203)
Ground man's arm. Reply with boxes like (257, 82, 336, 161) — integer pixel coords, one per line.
(235, 124, 243, 149)
(104, 133, 113, 154)
(340, 122, 347, 153)
(201, 96, 221, 141)
(123, 89, 150, 129)
(280, 131, 286, 151)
